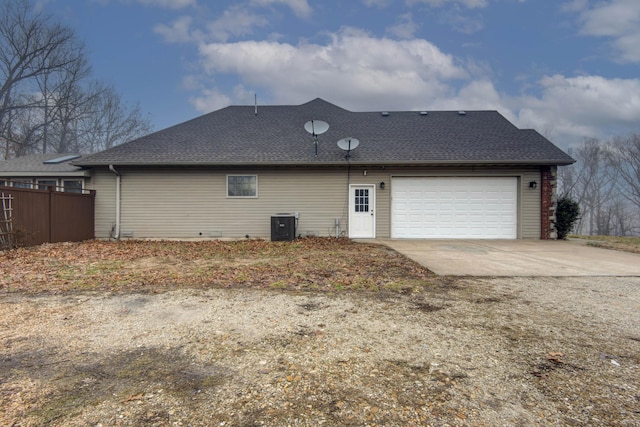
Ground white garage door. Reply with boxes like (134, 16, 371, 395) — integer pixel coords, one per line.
(392, 177, 517, 239)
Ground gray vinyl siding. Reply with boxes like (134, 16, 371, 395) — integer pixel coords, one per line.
(91, 165, 543, 240)
(520, 169, 541, 239)
(86, 168, 117, 239)
(118, 168, 353, 239)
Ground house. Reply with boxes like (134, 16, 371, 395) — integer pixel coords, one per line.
(0, 153, 89, 193)
(74, 98, 574, 240)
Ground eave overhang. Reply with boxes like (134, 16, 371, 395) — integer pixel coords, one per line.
(74, 158, 576, 168)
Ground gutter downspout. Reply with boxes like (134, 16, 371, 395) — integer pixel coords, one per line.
(108, 165, 121, 240)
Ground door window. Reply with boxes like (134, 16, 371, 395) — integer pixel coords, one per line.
(354, 188, 369, 212)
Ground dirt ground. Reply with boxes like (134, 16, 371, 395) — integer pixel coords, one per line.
(1, 240, 639, 426)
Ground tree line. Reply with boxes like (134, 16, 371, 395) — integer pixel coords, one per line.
(558, 135, 640, 236)
(0, 0, 152, 160)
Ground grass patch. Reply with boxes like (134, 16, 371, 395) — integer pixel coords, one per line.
(570, 235, 640, 254)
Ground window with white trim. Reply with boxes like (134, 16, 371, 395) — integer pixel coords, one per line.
(227, 175, 257, 198)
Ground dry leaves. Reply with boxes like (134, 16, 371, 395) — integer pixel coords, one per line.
(546, 352, 564, 364)
(0, 237, 434, 294)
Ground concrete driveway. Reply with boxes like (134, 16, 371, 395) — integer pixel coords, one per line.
(377, 239, 640, 276)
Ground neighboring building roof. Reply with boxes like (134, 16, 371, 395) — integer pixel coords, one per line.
(75, 98, 575, 167)
(0, 153, 89, 177)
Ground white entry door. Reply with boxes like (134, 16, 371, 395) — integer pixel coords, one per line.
(349, 185, 375, 238)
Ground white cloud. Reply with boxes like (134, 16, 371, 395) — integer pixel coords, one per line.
(578, 0, 639, 36)
(406, 0, 488, 9)
(386, 13, 418, 39)
(440, 9, 484, 33)
(406, 0, 486, 33)
(189, 87, 231, 112)
(154, 16, 195, 43)
(570, 0, 640, 62)
(192, 27, 640, 146)
(153, 5, 271, 44)
(206, 5, 269, 42)
(432, 79, 504, 109)
(516, 74, 640, 143)
(231, 84, 257, 103)
(136, 0, 196, 8)
(362, 0, 391, 7)
(561, 0, 588, 13)
(181, 75, 202, 91)
(611, 32, 640, 62)
(250, 0, 312, 18)
(196, 28, 468, 111)
(177, 11, 639, 149)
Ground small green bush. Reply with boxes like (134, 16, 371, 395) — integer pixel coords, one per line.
(556, 197, 580, 240)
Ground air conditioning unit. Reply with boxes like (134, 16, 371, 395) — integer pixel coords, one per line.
(271, 214, 296, 241)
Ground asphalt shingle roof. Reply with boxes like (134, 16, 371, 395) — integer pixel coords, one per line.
(75, 98, 575, 167)
(0, 153, 84, 173)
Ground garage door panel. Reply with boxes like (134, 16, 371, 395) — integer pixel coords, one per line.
(391, 177, 518, 239)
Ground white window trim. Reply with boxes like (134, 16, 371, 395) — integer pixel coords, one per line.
(226, 175, 258, 198)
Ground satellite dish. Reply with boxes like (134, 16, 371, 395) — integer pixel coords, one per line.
(337, 137, 360, 159)
(337, 137, 360, 151)
(304, 120, 329, 155)
(304, 120, 329, 136)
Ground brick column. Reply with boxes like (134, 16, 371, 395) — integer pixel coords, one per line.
(540, 166, 557, 239)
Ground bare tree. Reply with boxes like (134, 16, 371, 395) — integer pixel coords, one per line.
(1, 0, 153, 158)
(607, 134, 640, 213)
(559, 136, 640, 236)
(606, 196, 639, 236)
(3, 106, 42, 156)
(36, 50, 91, 153)
(77, 83, 152, 153)
(559, 139, 617, 234)
(0, 0, 83, 158)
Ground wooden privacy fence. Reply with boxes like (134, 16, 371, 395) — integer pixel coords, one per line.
(0, 185, 95, 249)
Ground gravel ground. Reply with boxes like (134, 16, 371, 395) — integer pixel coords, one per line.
(1, 276, 639, 426)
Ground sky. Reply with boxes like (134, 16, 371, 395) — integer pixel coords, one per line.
(38, 0, 640, 150)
